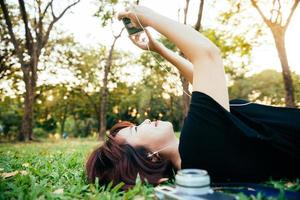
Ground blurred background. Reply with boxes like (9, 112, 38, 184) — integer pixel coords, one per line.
(1, 0, 299, 141)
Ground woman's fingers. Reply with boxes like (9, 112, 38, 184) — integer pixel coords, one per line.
(129, 35, 146, 50)
(117, 11, 131, 20)
(117, 11, 140, 28)
(118, 5, 137, 20)
(129, 35, 138, 44)
(131, 33, 141, 43)
(144, 28, 154, 41)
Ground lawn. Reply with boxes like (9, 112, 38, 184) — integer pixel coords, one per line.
(0, 139, 299, 200)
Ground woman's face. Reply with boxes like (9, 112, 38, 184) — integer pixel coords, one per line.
(114, 119, 176, 152)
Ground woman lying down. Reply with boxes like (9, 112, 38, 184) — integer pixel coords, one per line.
(86, 5, 300, 189)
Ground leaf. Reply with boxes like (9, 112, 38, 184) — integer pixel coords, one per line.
(106, 181, 113, 191)
(19, 170, 28, 175)
(53, 188, 64, 194)
(285, 182, 296, 188)
(1, 171, 19, 178)
(133, 195, 145, 200)
(111, 182, 125, 193)
(135, 173, 142, 185)
(22, 163, 30, 167)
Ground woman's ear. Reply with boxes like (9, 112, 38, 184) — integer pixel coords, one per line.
(147, 152, 161, 162)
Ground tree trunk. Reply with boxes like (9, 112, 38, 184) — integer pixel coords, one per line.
(194, 0, 204, 31)
(99, 43, 115, 140)
(99, 87, 108, 140)
(98, 29, 123, 140)
(19, 47, 38, 141)
(20, 65, 35, 141)
(271, 27, 296, 108)
(170, 95, 174, 120)
(60, 104, 68, 135)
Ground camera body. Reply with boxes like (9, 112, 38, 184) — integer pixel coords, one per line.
(122, 17, 144, 35)
(155, 169, 237, 200)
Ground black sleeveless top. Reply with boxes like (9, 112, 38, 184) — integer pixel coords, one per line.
(179, 91, 300, 182)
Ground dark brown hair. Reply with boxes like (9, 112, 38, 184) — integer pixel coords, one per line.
(86, 121, 174, 189)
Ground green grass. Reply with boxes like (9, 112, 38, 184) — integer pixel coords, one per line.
(0, 139, 155, 199)
(0, 139, 299, 200)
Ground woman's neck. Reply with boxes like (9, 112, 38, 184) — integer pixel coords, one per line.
(157, 139, 181, 170)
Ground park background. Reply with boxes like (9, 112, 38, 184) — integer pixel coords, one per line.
(0, 0, 300, 199)
(0, 0, 300, 141)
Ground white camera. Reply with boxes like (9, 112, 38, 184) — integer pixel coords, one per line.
(155, 169, 237, 200)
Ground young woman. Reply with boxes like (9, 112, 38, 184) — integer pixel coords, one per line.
(86, 5, 300, 189)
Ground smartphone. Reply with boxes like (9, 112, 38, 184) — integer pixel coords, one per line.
(122, 17, 144, 35)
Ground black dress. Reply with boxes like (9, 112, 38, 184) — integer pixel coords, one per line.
(179, 91, 300, 183)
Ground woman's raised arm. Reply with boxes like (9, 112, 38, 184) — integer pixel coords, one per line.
(129, 29, 193, 84)
(118, 5, 219, 64)
(118, 5, 230, 111)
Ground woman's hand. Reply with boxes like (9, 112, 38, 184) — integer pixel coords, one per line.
(117, 5, 154, 29)
(129, 29, 162, 52)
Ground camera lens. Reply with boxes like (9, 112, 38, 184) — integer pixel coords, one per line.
(175, 169, 212, 195)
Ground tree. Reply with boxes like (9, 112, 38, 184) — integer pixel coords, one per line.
(99, 29, 124, 139)
(250, 0, 299, 108)
(72, 47, 105, 132)
(0, 0, 80, 141)
(96, 0, 137, 139)
(66, 40, 132, 136)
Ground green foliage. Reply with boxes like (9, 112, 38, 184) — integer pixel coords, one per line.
(229, 69, 300, 105)
(32, 128, 47, 138)
(39, 118, 57, 133)
(71, 46, 106, 84)
(217, 0, 266, 40)
(134, 49, 183, 130)
(72, 118, 96, 138)
(0, 110, 21, 136)
(0, 96, 22, 140)
(34, 83, 100, 138)
(267, 179, 300, 192)
(203, 28, 252, 79)
(95, 0, 132, 27)
(0, 139, 155, 199)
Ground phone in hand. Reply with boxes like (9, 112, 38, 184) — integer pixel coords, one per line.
(122, 17, 144, 35)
